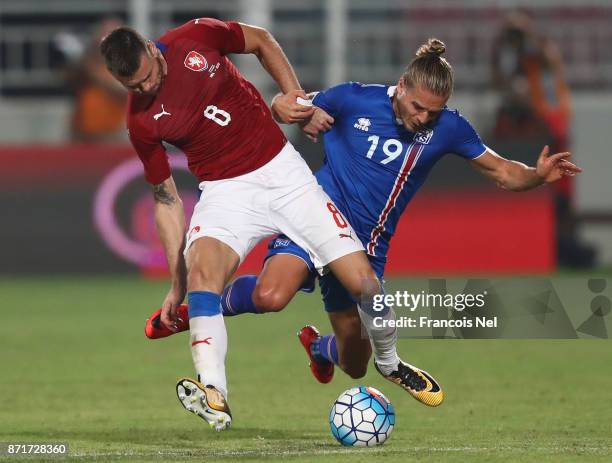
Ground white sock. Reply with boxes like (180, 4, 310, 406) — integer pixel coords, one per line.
(189, 314, 228, 398)
(358, 303, 400, 376)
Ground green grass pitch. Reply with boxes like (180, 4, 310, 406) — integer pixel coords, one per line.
(1, 276, 611, 462)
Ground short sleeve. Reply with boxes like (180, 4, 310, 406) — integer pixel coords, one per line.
(312, 82, 357, 119)
(128, 123, 171, 185)
(179, 18, 245, 55)
(449, 111, 487, 160)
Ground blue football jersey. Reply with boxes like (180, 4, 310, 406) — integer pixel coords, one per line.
(312, 82, 486, 263)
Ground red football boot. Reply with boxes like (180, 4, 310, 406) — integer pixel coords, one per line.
(297, 325, 334, 384)
(145, 304, 190, 339)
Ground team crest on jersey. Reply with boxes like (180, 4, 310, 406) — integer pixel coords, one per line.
(354, 117, 371, 132)
(184, 51, 208, 72)
(414, 128, 433, 144)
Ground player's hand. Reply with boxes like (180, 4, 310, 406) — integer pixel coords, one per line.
(300, 107, 335, 142)
(160, 285, 186, 332)
(271, 90, 315, 124)
(535, 145, 582, 184)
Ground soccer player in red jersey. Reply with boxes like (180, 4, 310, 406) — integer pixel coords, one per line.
(101, 18, 399, 430)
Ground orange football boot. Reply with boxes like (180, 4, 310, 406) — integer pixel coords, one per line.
(145, 304, 189, 339)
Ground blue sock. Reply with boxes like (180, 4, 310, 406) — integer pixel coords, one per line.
(188, 291, 222, 318)
(221, 275, 260, 316)
(310, 334, 339, 365)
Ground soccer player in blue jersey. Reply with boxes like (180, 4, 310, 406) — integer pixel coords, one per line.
(146, 38, 580, 407)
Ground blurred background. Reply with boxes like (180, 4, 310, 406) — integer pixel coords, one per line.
(1, 0, 610, 277)
(1, 4, 611, 459)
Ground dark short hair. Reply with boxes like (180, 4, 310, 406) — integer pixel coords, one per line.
(99, 26, 148, 78)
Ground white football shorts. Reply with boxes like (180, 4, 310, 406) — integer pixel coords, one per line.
(184, 141, 364, 272)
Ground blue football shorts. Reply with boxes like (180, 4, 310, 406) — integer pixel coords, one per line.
(265, 234, 386, 312)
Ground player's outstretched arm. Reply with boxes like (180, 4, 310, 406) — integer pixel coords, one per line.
(239, 23, 313, 123)
(469, 146, 582, 192)
(152, 175, 188, 330)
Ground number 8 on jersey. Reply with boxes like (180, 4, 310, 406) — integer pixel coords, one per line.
(204, 104, 231, 126)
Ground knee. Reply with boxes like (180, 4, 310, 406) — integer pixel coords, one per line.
(346, 268, 380, 300)
(252, 284, 291, 312)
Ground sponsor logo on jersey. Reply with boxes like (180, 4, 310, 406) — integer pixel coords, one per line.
(153, 104, 171, 120)
(414, 128, 433, 144)
(354, 117, 371, 132)
(184, 51, 208, 72)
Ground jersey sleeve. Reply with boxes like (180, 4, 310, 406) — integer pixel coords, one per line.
(181, 18, 245, 55)
(312, 82, 358, 119)
(128, 122, 171, 185)
(448, 111, 487, 160)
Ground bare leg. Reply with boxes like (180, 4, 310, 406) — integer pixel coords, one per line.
(328, 307, 372, 379)
(252, 254, 310, 312)
(186, 237, 240, 293)
(326, 251, 399, 374)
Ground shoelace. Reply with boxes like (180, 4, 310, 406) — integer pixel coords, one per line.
(396, 364, 427, 391)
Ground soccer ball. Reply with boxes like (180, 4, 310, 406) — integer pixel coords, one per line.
(329, 386, 395, 446)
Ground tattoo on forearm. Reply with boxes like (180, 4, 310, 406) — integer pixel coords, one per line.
(152, 183, 176, 205)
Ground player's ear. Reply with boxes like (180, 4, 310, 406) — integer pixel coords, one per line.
(396, 78, 406, 98)
(396, 77, 407, 97)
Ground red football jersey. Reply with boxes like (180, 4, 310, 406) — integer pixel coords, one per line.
(127, 18, 287, 184)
